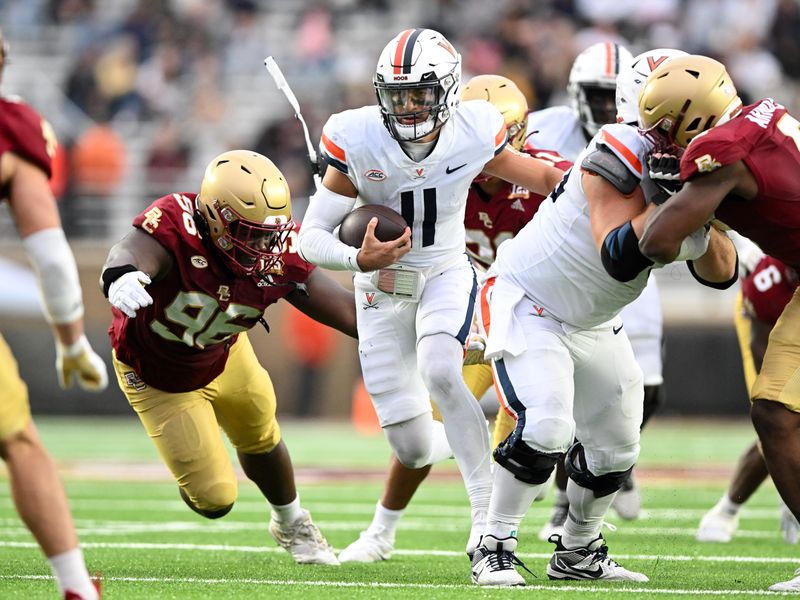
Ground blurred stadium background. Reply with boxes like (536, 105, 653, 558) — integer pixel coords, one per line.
(1, 0, 798, 420)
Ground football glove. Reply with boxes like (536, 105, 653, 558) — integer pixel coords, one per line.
(463, 323, 489, 366)
(647, 152, 682, 205)
(108, 270, 153, 318)
(56, 334, 109, 391)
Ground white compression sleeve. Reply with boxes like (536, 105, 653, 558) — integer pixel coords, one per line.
(298, 185, 363, 271)
(22, 227, 84, 324)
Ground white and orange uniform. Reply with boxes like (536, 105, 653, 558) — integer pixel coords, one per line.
(528, 107, 664, 388)
(478, 123, 654, 474)
(318, 99, 506, 426)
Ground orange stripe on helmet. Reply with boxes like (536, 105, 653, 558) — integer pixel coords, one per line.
(605, 42, 613, 77)
(321, 133, 346, 163)
(600, 130, 642, 175)
(393, 29, 415, 75)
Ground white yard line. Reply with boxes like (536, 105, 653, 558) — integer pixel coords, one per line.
(0, 573, 793, 596)
(1, 539, 798, 565)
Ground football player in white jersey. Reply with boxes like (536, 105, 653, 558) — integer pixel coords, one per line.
(297, 28, 563, 559)
(469, 57, 738, 585)
(531, 44, 684, 537)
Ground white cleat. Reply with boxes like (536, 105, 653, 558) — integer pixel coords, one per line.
(769, 568, 800, 592)
(781, 502, 799, 545)
(611, 475, 641, 521)
(547, 534, 648, 582)
(269, 509, 339, 565)
(696, 501, 739, 543)
(538, 500, 569, 541)
(471, 534, 528, 586)
(338, 526, 395, 563)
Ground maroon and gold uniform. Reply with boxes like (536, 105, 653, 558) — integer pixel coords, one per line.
(681, 99, 800, 409)
(742, 256, 799, 326)
(0, 95, 56, 438)
(464, 148, 571, 270)
(110, 192, 313, 392)
(682, 99, 800, 269)
(109, 192, 314, 511)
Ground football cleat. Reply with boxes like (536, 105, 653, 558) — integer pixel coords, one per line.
(769, 568, 800, 592)
(471, 534, 530, 587)
(538, 498, 569, 541)
(547, 534, 648, 581)
(696, 499, 739, 543)
(781, 502, 800, 545)
(611, 474, 641, 521)
(269, 509, 339, 565)
(63, 574, 101, 600)
(338, 525, 395, 563)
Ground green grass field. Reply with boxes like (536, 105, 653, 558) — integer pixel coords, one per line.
(1, 416, 797, 598)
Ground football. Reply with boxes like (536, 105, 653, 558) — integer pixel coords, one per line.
(338, 204, 409, 247)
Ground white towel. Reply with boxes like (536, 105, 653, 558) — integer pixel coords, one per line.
(482, 278, 528, 360)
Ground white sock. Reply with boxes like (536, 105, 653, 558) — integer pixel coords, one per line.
(561, 479, 615, 548)
(48, 548, 97, 599)
(367, 502, 404, 540)
(483, 465, 542, 540)
(720, 494, 742, 515)
(270, 495, 304, 524)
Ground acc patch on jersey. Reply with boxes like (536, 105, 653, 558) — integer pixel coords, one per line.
(364, 169, 387, 182)
(191, 255, 209, 268)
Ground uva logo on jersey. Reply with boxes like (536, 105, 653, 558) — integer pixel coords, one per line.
(362, 292, 379, 310)
(364, 169, 387, 182)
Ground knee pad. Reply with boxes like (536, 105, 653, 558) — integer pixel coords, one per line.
(525, 416, 574, 452)
(641, 384, 664, 428)
(179, 485, 234, 519)
(565, 442, 633, 498)
(385, 417, 435, 469)
(493, 435, 561, 485)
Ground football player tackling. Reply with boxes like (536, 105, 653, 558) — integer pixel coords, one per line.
(0, 33, 105, 600)
(101, 150, 356, 566)
(637, 55, 800, 592)
(298, 28, 563, 559)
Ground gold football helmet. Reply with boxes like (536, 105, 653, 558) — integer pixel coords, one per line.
(638, 55, 742, 148)
(196, 150, 293, 278)
(461, 74, 529, 150)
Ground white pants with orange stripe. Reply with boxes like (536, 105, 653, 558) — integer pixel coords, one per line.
(478, 278, 643, 474)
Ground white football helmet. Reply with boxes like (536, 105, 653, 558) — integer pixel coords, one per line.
(567, 42, 633, 138)
(615, 48, 689, 126)
(374, 28, 461, 141)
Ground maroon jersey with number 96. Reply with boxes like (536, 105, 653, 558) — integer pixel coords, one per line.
(109, 193, 314, 392)
(681, 99, 800, 269)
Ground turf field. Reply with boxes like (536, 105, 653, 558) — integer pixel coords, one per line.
(0, 416, 797, 598)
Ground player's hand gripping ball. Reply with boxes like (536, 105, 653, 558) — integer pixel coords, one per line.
(338, 205, 409, 247)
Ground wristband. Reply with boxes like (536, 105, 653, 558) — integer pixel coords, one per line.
(101, 264, 138, 298)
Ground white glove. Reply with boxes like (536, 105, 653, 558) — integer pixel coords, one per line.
(781, 501, 799, 544)
(674, 224, 711, 262)
(56, 334, 109, 391)
(108, 270, 153, 318)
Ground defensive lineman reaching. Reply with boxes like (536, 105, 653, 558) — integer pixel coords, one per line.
(637, 55, 800, 592)
(298, 28, 562, 557)
(470, 65, 737, 586)
(0, 32, 105, 600)
(101, 150, 356, 566)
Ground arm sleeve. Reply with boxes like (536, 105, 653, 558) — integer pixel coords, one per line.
(297, 185, 363, 272)
(22, 227, 84, 324)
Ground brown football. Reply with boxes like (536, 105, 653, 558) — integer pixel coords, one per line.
(338, 204, 409, 247)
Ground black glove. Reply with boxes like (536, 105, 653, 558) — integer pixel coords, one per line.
(646, 152, 682, 204)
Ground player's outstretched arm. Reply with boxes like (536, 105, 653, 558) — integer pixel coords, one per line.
(285, 269, 357, 338)
(482, 146, 564, 196)
(689, 227, 738, 288)
(100, 229, 172, 318)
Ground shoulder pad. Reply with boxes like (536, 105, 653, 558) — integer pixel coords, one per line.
(581, 145, 639, 195)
